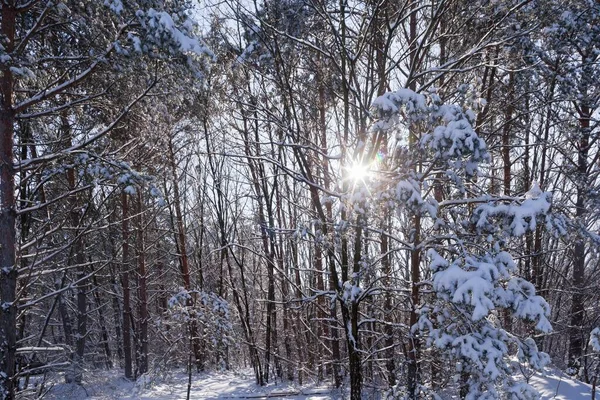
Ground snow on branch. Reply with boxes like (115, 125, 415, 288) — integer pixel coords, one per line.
(136, 9, 214, 59)
(591, 328, 600, 352)
(472, 192, 566, 237)
(371, 87, 489, 179)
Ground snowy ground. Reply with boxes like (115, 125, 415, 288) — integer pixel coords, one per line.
(529, 369, 594, 400)
(28, 367, 593, 399)
(39, 369, 338, 399)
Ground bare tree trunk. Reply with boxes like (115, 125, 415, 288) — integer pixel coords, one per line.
(64, 112, 88, 384)
(502, 72, 514, 199)
(109, 264, 124, 362)
(502, 71, 515, 331)
(371, 0, 395, 384)
(285, 193, 307, 384)
(532, 74, 555, 297)
(121, 192, 134, 379)
(407, 213, 421, 398)
(569, 102, 590, 372)
(56, 275, 75, 378)
(167, 136, 203, 372)
(92, 275, 113, 369)
(407, 2, 421, 397)
(274, 184, 294, 381)
(317, 62, 342, 388)
(0, 5, 17, 398)
(135, 192, 149, 375)
(264, 246, 276, 383)
(16, 122, 31, 353)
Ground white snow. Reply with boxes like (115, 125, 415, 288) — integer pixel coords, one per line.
(528, 369, 593, 400)
(590, 327, 600, 351)
(525, 181, 543, 200)
(142, 9, 214, 58)
(38, 366, 594, 399)
(42, 369, 337, 399)
(104, 0, 123, 14)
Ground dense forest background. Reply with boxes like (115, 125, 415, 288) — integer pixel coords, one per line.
(1, 0, 599, 398)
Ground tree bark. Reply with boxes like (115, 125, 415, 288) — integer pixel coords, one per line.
(569, 103, 590, 372)
(135, 192, 148, 375)
(64, 114, 88, 384)
(0, 5, 17, 398)
(92, 275, 113, 369)
(121, 192, 134, 379)
(502, 71, 514, 331)
(407, 2, 421, 397)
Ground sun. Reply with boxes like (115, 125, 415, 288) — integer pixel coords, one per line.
(345, 162, 371, 182)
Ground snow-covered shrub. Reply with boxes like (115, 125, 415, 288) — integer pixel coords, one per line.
(168, 288, 234, 369)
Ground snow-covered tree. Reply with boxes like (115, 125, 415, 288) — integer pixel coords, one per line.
(368, 87, 562, 398)
(534, 0, 600, 374)
(0, 1, 211, 397)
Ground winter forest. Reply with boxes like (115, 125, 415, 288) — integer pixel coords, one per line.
(1, 0, 600, 399)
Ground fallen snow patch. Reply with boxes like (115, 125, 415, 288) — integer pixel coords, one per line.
(529, 369, 593, 400)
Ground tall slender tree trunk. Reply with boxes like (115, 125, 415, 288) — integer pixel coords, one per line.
(106, 211, 124, 363)
(502, 72, 514, 198)
(135, 192, 148, 375)
(287, 204, 306, 384)
(502, 72, 515, 331)
(407, 213, 421, 398)
(317, 64, 341, 388)
(121, 192, 134, 379)
(371, 1, 395, 384)
(56, 275, 75, 379)
(64, 112, 88, 384)
(274, 183, 294, 381)
(532, 77, 555, 296)
(263, 240, 276, 383)
(110, 269, 124, 363)
(167, 136, 203, 372)
(569, 102, 590, 372)
(16, 122, 31, 354)
(407, 2, 421, 397)
(93, 275, 113, 369)
(0, 5, 17, 398)
(340, 0, 362, 395)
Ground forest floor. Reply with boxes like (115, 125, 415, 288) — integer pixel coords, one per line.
(529, 369, 594, 399)
(32, 367, 593, 399)
(40, 369, 337, 399)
